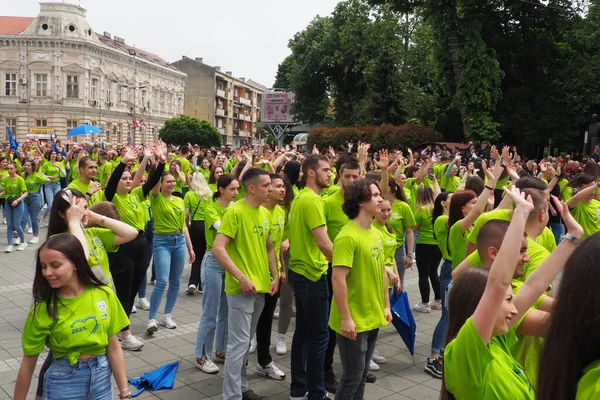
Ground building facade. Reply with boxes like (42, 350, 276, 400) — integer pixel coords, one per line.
(171, 56, 264, 147)
(0, 2, 185, 145)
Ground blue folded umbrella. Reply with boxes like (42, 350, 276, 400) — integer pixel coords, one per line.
(390, 291, 417, 363)
(128, 360, 179, 397)
(67, 125, 104, 136)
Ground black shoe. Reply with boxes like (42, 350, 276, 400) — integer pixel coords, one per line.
(366, 373, 377, 383)
(424, 357, 443, 379)
(242, 389, 266, 400)
(325, 373, 339, 393)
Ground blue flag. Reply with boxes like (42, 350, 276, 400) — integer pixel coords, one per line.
(7, 125, 18, 150)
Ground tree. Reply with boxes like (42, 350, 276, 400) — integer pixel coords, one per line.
(159, 115, 222, 147)
(273, 55, 294, 90)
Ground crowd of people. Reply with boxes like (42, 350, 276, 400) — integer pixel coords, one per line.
(3, 137, 600, 399)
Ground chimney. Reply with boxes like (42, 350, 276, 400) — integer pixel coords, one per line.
(226, 71, 232, 76)
(195, 57, 203, 63)
(215, 66, 221, 71)
(239, 77, 245, 82)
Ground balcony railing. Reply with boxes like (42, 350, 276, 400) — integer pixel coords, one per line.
(234, 129, 251, 137)
(217, 127, 226, 135)
(216, 108, 226, 117)
(244, 115, 252, 122)
(216, 89, 226, 98)
(239, 97, 252, 106)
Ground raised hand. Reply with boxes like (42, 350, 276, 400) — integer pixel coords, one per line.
(122, 147, 140, 165)
(552, 195, 584, 238)
(376, 149, 390, 169)
(503, 186, 534, 213)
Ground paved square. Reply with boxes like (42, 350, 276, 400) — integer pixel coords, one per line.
(0, 226, 443, 399)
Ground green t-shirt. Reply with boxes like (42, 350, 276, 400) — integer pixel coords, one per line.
(289, 187, 329, 282)
(40, 161, 62, 183)
(496, 175, 510, 189)
(22, 173, 46, 193)
(571, 199, 600, 239)
(520, 237, 550, 282)
(204, 201, 227, 250)
(321, 183, 340, 199)
(2, 175, 27, 197)
(445, 317, 533, 400)
(561, 185, 574, 203)
(449, 220, 471, 269)
(405, 177, 433, 210)
(149, 192, 185, 234)
(414, 207, 436, 245)
(199, 167, 211, 181)
(324, 190, 350, 242)
(268, 205, 286, 273)
(111, 186, 146, 231)
(372, 222, 396, 268)
(468, 209, 512, 245)
(218, 200, 272, 295)
(577, 361, 600, 399)
(96, 161, 113, 188)
(537, 226, 556, 253)
(68, 179, 92, 196)
(388, 200, 416, 247)
(434, 215, 451, 261)
(69, 159, 81, 181)
(22, 285, 128, 365)
(85, 228, 118, 284)
(179, 157, 191, 188)
(184, 191, 212, 221)
(330, 221, 387, 334)
(442, 175, 461, 193)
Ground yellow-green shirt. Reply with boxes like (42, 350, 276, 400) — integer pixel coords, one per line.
(414, 207, 436, 245)
(204, 201, 227, 251)
(577, 361, 600, 399)
(268, 204, 286, 273)
(2, 175, 27, 197)
(68, 179, 92, 196)
(571, 199, 600, 239)
(449, 220, 471, 269)
(22, 173, 47, 193)
(388, 200, 416, 247)
(324, 190, 350, 242)
(184, 190, 212, 221)
(85, 228, 119, 285)
(40, 161, 62, 183)
(434, 215, 451, 261)
(149, 192, 185, 234)
(96, 161, 113, 188)
(111, 186, 146, 231)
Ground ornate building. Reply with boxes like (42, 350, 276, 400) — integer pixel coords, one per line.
(0, 2, 185, 144)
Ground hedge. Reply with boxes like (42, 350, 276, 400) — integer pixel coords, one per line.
(306, 123, 443, 152)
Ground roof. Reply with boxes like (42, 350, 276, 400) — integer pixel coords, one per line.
(96, 33, 178, 71)
(0, 16, 34, 34)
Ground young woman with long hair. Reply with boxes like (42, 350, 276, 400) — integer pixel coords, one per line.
(169, 159, 185, 198)
(14, 234, 130, 400)
(564, 173, 600, 238)
(412, 179, 442, 313)
(184, 171, 213, 294)
(388, 177, 416, 290)
(442, 189, 581, 400)
(40, 149, 64, 223)
(0, 156, 8, 224)
(208, 164, 224, 193)
(104, 142, 167, 351)
(194, 174, 238, 373)
(1, 162, 28, 252)
(21, 159, 49, 244)
(146, 168, 195, 334)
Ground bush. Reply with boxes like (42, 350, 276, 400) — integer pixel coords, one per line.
(159, 115, 222, 147)
(306, 123, 442, 151)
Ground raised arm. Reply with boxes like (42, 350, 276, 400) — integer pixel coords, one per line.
(567, 181, 597, 209)
(87, 210, 138, 246)
(459, 165, 498, 233)
(104, 147, 139, 202)
(376, 149, 390, 196)
(132, 147, 150, 189)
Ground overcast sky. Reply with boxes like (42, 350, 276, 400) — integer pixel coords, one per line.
(2, 0, 342, 87)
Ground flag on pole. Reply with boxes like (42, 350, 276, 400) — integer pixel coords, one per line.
(133, 120, 139, 129)
(7, 125, 19, 150)
(139, 119, 147, 129)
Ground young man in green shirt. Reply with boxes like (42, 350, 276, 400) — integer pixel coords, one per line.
(212, 168, 279, 400)
(67, 157, 102, 203)
(330, 178, 391, 399)
(288, 155, 333, 400)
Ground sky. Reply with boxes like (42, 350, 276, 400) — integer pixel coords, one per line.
(1, 0, 342, 87)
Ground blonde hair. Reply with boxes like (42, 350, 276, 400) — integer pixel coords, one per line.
(415, 185, 435, 211)
(190, 172, 212, 201)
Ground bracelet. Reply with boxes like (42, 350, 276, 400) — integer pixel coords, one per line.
(485, 185, 494, 191)
(118, 393, 131, 399)
(85, 192, 92, 197)
(100, 216, 107, 227)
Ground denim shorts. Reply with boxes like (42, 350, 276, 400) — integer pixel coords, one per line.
(43, 354, 112, 400)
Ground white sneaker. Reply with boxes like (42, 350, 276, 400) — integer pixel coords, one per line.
(16, 242, 27, 251)
(249, 334, 257, 353)
(414, 303, 431, 313)
(120, 334, 144, 351)
(369, 359, 380, 371)
(42, 204, 47, 210)
(273, 306, 279, 319)
(4, 246, 13, 253)
(186, 284, 196, 294)
(160, 313, 177, 329)
(195, 357, 219, 374)
(13, 238, 20, 245)
(429, 300, 443, 310)
(146, 319, 158, 335)
(2, 218, 6, 225)
(256, 361, 286, 380)
(135, 297, 150, 310)
(276, 334, 287, 355)
(372, 350, 386, 364)
(29, 237, 39, 244)
(131, 305, 137, 313)
(26, 227, 33, 234)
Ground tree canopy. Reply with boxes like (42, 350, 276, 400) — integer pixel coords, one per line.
(159, 115, 222, 147)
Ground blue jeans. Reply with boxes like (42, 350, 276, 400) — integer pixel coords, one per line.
(431, 260, 452, 355)
(195, 251, 229, 358)
(21, 192, 42, 236)
(138, 221, 154, 299)
(6, 200, 24, 246)
(149, 233, 187, 320)
(43, 181, 61, 219)
(289, 269, 330, 400)
(43, 355, 112, 400)
(549, 222, 565, 245)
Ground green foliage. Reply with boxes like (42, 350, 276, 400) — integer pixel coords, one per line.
(159, 115, 222, 147)
(306, 123, 442, 151)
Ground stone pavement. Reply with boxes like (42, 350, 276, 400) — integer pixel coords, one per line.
(0, 226, 443, 399)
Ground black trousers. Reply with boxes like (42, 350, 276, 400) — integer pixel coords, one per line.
(415, 243, 442, 304)
(108, 232, 149, 331)
(256, 290, 281, 367)
(325, 264, 337, 378)
(188, 220, 206, 287)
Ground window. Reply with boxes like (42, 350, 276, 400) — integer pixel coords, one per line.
(36, 119, 48, 127)
(117, 85, 122, 103)
(6, 118, 16, 137)
(4, 73, 17, 96)
(66, 120, 77, 133)
(128, 87, 134, 102)
(141, 90, 147, 108)
(90, 78, 99, 100)
(106, 83, 112, 103)
(35, 73, 48, 97)
(66, 75, 79, 98)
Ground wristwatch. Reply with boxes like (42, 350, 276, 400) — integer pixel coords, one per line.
(562, 233, 581, 246)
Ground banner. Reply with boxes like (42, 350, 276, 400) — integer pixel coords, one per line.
(261, 92, 295, 123)
(28, 127, 56, 134)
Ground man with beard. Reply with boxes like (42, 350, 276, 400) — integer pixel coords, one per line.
(289, 155, 334, 400)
